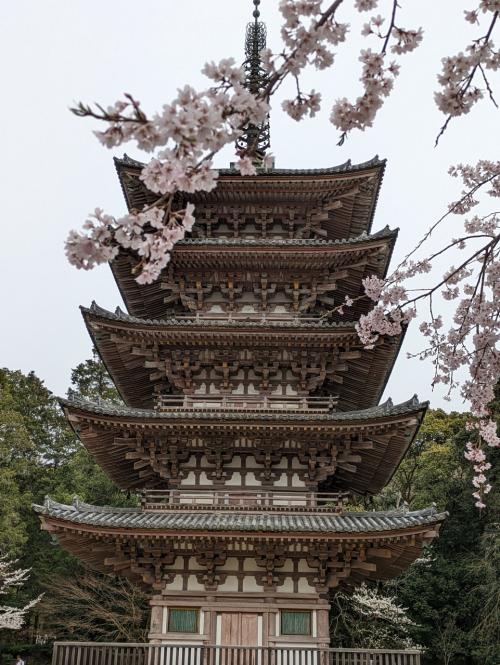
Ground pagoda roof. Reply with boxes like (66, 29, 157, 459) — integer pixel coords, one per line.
(60, 395, 426, 495)
(61, 393, 425, 423)
(111, 227, 397, 320)
(35, 497, 444, 535)
(82, 303, 405, 411)
(35, 497, 444, 587)
(85, 300, 364, 331)
(114, 155, 385, 240)
(176, 227, 396, 247)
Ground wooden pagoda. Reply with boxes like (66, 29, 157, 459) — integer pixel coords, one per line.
(35, 5, 445, 651)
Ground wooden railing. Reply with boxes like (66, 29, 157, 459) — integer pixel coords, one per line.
(155, 394, 338, 413)
(174, 314, 323, 323)
(140, 490, 349, 512)
(52, 643, 421, 665)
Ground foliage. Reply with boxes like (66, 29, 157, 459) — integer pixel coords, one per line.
(382, 405, 500, 664)
(0, 358, 136, 646)
(39, 569, 149, 643)
(69, 349, 121, 405)
(469, 526, 500, 663)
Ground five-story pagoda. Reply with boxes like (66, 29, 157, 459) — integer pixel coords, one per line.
(35, 4, 445, 650)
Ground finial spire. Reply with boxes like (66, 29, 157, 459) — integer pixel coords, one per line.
(236, 0, 271, 159)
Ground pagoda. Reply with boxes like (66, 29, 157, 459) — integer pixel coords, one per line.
(35, 3, 445, 650)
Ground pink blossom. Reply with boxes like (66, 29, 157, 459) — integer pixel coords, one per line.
(363, 275, 385, 301)
(355, 0, 378, 11)
(182, 203, 196, 232)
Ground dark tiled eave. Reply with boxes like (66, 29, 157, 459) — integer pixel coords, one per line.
(83, 301, 361, 331)
(34, 497, 445, 535)
(60, 394, 426, 424)
(82, 302, 405, 411)
(114, 153, 386, 180)
(175, 226, 396, 247)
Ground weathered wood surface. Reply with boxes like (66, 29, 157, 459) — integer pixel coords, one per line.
(52, 642, 421, 665)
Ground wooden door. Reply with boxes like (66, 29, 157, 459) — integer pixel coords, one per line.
(220, 612, 259, 645)
(240, 613, 259, 646)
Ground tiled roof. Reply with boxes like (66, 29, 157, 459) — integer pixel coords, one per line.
(84, 301, 359, 329)
(114, 154, 386, 178)
(34, 497, 445, 534)
(60, 394, 427, 423)
(178, 226, 396, 247)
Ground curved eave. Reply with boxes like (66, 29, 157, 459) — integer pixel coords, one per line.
(34, 498, 444, 586)
(60, 395, 427, 495)
(114, 155, 386, 240)
(110, 228, 398, 320)
(82, 304, 405, 411)
(35, 497, 444, 537)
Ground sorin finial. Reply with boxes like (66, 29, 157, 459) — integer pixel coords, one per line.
(236, 0, 271, 160)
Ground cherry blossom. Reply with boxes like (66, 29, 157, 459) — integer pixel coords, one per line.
(355, 161, 500, 508)
(0, 556, 42, 630)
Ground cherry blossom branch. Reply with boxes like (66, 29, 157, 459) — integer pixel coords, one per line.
(352, 161, 500, 508)
(435, 7, 499, 145)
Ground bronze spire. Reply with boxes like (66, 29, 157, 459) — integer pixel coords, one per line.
(236, 0, 271, 159)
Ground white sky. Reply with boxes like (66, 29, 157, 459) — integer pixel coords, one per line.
(0, 0, 498, 410)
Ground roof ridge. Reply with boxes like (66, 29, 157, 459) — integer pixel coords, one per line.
(114, 154, 387, 176)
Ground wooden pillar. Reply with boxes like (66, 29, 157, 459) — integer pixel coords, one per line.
(316, 608, 330, 646)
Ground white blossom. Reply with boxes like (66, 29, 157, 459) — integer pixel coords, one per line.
(0, 557, 42, 630)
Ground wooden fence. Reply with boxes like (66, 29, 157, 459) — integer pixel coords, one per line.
(52, 642, 421, 665)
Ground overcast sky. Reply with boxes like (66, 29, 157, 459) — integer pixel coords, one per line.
(1, 1, 498, 410)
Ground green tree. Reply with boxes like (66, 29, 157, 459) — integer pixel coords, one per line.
(469, 527, 500, 663)
(0, 357, 133, 647)
(69, 349, 121, 404)
(0, 369, 77, 558)
(65, 350, 133, 508)
(384, 408, 500, 665)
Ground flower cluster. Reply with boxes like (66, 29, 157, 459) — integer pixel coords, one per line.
(66, 203, 198, 284)
(0, 556, 42, 630)
(331, 49, 401, 135)
(266, 0, 348, 121)
(464, 441, 493, 508)
(435, 5, 500, 143)
(352, 584, 414, 626)
(331, 1, 421, 140)
(67, 60, 270, 282)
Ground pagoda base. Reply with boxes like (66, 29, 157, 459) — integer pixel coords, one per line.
(149, 591, 330, 648)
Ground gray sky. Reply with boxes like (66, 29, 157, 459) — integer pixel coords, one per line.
(1, 0, 498, 410)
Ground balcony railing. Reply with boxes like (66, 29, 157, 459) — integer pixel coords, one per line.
(155, 394, 338, 413)
(52, 643, 421, 665)
(174, 313, 323, 323)
(140, 490, 349, 512)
